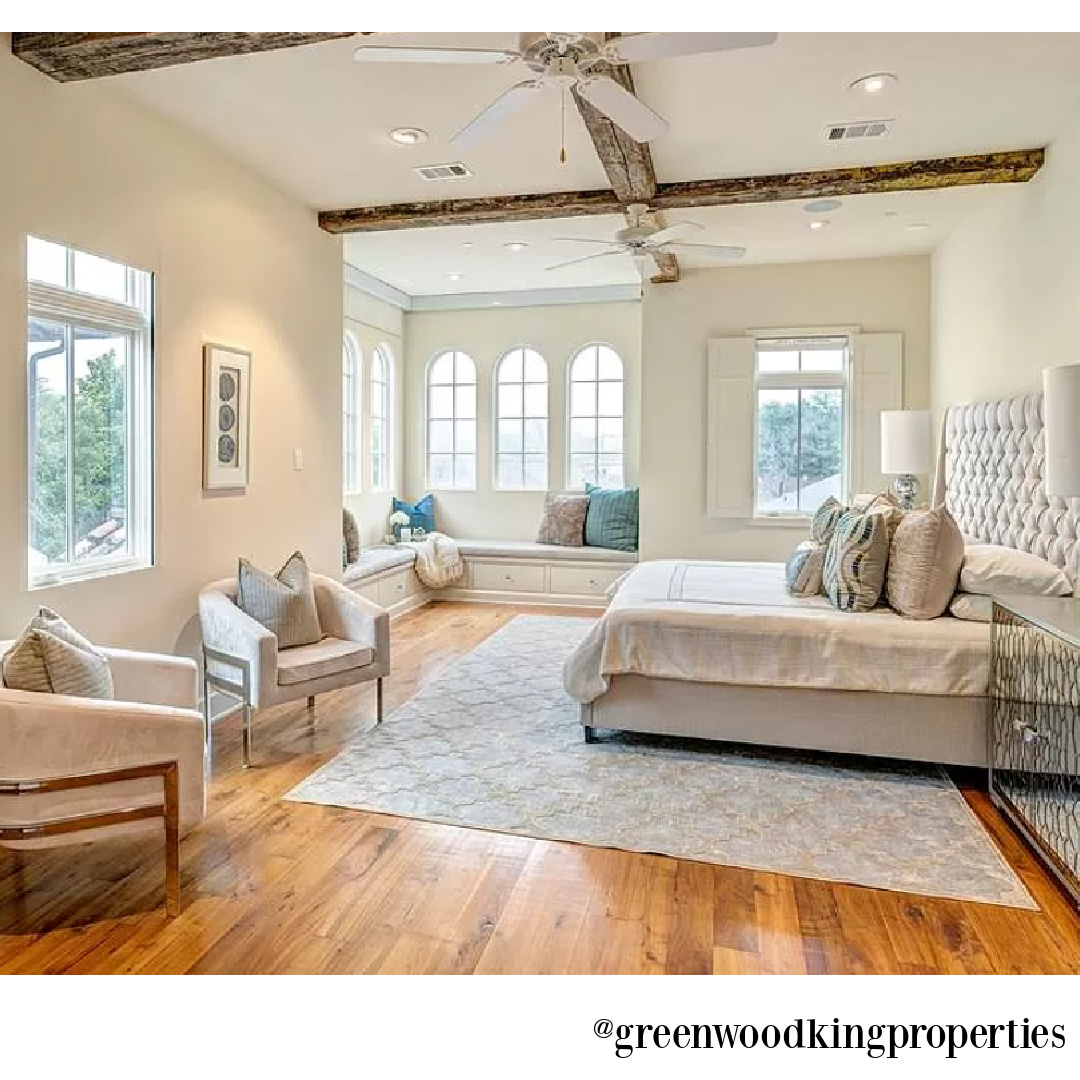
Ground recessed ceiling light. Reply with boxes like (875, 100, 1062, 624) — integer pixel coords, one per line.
(504, 241, 529, 252)
(389, 127, 428, 146)
(906, 222, 931, 232)
(462, 242, 474, 249)
(884, 210, 899, 218)
(808, 220, 830, 231)
(804, 199, 843, 214)
(447, 272, 464, 281)
(849, 72, 898, 95)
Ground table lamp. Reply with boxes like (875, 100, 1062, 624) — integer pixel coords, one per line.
(880, 409, 931, 510)
(1044, 363, 1080, 501)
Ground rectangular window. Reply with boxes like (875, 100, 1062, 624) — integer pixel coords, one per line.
(26, 236, 154, 588)
(754, 336, 847, 518)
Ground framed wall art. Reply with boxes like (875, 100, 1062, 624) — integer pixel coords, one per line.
(203, 343, 251, 492)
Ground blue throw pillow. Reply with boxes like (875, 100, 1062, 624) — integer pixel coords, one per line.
(584, 483, 639, 552)
(393, 495, 436, 534)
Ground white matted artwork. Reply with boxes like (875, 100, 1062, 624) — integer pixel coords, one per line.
(203, 343, 251, 492)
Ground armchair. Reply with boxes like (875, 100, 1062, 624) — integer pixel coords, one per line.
(0, 646, 206, 916)
(198, 573, 389, 767)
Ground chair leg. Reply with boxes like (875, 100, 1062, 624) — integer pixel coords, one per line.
(163, 762, 180, 917)
(201, 669, 213, 765)
(307, 695, 316, 709)
(584, 725, 598, 744)
(241, 704, 253, 769)
(376, 678, 384, 725)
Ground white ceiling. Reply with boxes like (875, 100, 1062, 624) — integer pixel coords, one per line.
(108, 32, 1080, 294)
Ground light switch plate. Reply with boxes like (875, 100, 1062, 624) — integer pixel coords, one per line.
(293, 449, 304, 471)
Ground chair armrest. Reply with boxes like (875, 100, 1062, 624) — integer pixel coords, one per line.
(198, 589, 278, 705)
(314, 575, 389, 670)
(101, 648, 198, 710)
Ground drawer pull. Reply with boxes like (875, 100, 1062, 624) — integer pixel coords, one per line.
(504, 574, 513, 582)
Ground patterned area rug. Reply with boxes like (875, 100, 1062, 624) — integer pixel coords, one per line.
(287, 616, 1034, 908)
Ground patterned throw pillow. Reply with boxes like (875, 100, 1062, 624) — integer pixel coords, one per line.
(785, 541, 826, 596)
(2, 607, 113, 699)
(342, 507, 361, 567)
(584, 483, 639, 552)
(886, 507, 965, 620)
(536, 493, 588, 547)
(823, 511, 890, 612)
(238, 551, 322, 649)
(392, 495, 436, 534)
(810, 496, 845, 546)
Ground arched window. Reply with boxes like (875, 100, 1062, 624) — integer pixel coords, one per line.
(427, 349, 477, 490)
(342, 334, 362, 493)
(370, 343, 393, 492)
(494, 346, 548, 490)
(568, 343, 624, 488)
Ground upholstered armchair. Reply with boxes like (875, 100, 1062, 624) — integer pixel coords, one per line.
(198, 573, 389, 767)
(0, 646, 206, 915)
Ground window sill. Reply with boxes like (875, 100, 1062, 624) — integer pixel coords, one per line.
(748, 516, 813, 529)
(29, 558, 153, 592)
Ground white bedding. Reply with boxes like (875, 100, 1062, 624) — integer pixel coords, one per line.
(563, 560, 989, 704)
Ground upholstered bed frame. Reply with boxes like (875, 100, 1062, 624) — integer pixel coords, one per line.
(584, 393, 1077, 767)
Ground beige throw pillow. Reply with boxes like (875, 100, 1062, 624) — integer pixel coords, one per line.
(887, 507, 965, 619)
(823, 511, 890, 612)
(2, 607, 114, 699)
(238, 551, 322, 649)
(785, 541, 826, 596)
(949, 593, 992, 622)
(536, 493, 588, 547)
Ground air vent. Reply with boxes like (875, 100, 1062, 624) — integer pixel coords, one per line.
(824, 119, 893, 142)
(414, 162, 473, 181)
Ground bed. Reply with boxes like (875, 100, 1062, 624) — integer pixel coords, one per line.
(565, 394, 1080, 767)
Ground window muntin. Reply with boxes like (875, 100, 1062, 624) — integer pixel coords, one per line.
(27, 237, 153, 587)
(427, 350, 477, 490)
(370, 344, 393, 492)
(567, 343, 624, 489)
(494, 346, 548, 490)
(342, 335, 361, 494)
(754, 336, 848, 517)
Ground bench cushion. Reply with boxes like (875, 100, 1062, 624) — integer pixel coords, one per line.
(343, 546, 417, 585)
(277, 637, 375, 686)
(456, 540, 638, 564)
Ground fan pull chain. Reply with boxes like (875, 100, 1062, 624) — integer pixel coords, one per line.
(560, 86, 567, 164)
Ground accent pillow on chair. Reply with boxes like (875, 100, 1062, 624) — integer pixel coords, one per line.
(823, 511, 890, 612)
(2, 607, 114, 699)
(237, 551, 322, 649)
(536, 492, 588, 546)
(392, 495, 436, 534)
(886, 506, 965, 619)
(584, 483, 639, 552)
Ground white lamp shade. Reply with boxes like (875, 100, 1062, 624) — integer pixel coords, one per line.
(880, 410, 931, 475)
(1043, 363, 1080, 498)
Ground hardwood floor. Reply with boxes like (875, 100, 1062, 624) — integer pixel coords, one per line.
(2, 601, 1079, 974)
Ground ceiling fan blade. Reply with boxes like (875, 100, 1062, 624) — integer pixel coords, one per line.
(661, 242, 747, 259)
(354, 45, 520, 64)
(609, 32, 778, 63)
(644, 221, 704, 247)
(552, 237, 625, 247)
(546, 249, 626, 272)
(575, 75, 669, 143)
(451, 81, 544, 147)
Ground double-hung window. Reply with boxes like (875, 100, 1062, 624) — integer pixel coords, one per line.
(427, 350, 477, 490)
(370, 344, 392, 492)
(495, 346, 548, 490)
(26, 236, 154, 588)
(342, 334, 362, 494)
(754, 335, 848, 518)
(567, 343, 625, 489)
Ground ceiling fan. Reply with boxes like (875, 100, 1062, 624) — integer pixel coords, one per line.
(353, 32, 777, 146)
(546, 203, 746, 277)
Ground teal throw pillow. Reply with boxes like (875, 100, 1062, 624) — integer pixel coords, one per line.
(584, 483, 639, 552)
(393, 495, 436, 534)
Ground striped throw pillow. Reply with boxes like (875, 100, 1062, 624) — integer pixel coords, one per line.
(810, 496, 845, 546)
(2, 607, 113, 699)
(238, 551, 322, 649)
(584, 484, 639, 552)
(785, 541, 826, 596)
(823, 511, 889, 612)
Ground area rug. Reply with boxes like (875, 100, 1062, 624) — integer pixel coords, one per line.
(287, 616, 1034, 908)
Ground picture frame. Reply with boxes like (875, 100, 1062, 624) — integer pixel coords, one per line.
(203, 343, 251, 492)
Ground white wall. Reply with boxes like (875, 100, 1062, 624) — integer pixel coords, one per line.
(343, 280, 405, 545)
(933, 117, 1080, 411)
(0, 42, 343, 654)
(639, 256, 932, 562)
(402, 302, 642, 540)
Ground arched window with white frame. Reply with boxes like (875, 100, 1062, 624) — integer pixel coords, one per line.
(370, 343, 393, 492)
(426, 349, 477, 490)
(567, 343, 624, 488)
(494, 346, 548, 490)
(342, 334, 362, 494)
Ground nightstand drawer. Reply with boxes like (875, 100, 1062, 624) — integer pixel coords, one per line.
(549, 565, 625, 597)
(470, 561, 546, 593)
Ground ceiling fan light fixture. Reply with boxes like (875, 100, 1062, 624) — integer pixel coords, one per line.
(388, 127, 428, 146)
(849, 72, 898, 95)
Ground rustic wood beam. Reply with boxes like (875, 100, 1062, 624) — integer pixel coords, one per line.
(318, 149, 1044, 235)
(11, 32, 357, 82)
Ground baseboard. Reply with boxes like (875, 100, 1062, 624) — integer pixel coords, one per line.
(386, 591, 431, 619)
(431, 587, 608, 609)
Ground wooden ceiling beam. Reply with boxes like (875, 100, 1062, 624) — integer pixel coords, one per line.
(318, 149, 1044, 235)
(11, 32, 357, 82)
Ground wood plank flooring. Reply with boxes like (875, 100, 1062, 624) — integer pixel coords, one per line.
(2, 601, 1079, 974)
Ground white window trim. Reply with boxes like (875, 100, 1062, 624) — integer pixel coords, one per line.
(370, 342, 393, 493)
(425, 348, 478, 491)
(565, 341, 626, 491)
(750, 327, 856, 522)
(26, 249, 154, 591)
(492, 345, 550, 492)
(342, 333, 362, 495)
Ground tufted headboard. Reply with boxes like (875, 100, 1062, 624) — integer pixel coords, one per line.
(935, 394, 1080, 586)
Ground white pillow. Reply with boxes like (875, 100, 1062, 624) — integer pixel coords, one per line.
(959, 544, 1072, 597)
(949, 593, 991, 623)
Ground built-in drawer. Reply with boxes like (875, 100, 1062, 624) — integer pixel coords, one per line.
(470, 560, 547, 594)
(377, 569, 419, 607)
(353, 581, 381, 605)
(549, 564, 627, 597)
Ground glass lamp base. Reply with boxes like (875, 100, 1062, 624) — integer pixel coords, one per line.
(892, 474, 919, 511)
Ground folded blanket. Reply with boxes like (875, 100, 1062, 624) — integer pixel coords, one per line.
(399, 532, 464, 589)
